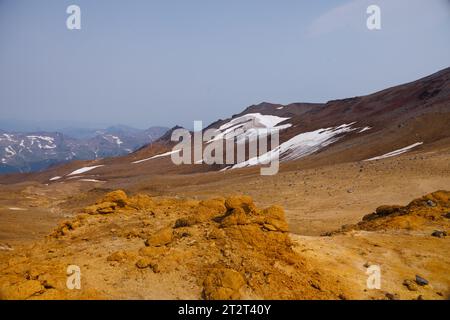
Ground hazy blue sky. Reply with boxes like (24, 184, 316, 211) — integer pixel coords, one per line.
(0, 0, 449, 130)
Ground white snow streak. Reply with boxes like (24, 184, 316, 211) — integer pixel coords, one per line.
(358, 126, 372, 133)
(132, 149, 181, 164)
(365, 142, 423, 161)
(209, 113, 292, 143)
(67, 165, 104, 176)
(4, 146, 16, 157)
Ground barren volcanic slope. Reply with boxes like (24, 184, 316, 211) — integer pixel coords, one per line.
(0, 68, 449, 300)
(2, 66, 448, 184)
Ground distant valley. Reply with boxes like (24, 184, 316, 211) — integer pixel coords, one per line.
(0, 125, 168, 173)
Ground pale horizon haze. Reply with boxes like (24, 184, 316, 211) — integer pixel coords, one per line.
(0, 0, 449, 131)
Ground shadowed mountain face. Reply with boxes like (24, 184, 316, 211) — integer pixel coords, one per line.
(0, 126, 168, 174)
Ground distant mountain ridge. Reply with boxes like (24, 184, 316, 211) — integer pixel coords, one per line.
(0, 67, 449, 183)
(0, 126, 168, 173)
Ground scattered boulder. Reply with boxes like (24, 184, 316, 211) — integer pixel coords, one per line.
(385, 292, 400, 300)
(426, 200, 437, 207)
(139, 246, 168, 258)
(135, 258, 161, 273)
(361, 213, 377, 222)
(431, 230, 447, 238)
(150, 263, 161, 273)
(107, 250, 136, 263)
(261, 206, 289, 232)
(415, 275, 429, 286)
(145, 227, 173, 247)
(361, 205, 403, 222)
(50, 218, 85, 238)
(403, 279, 418, 291)
(203, 268, 245, 300)
(136, 258, 152, 269)
(342, 190, 450, 232)
(84, 202, 116, 215)
(174, 216, 199, 228)
(199, 198, 227, 215)
(220, 208, 250, 227)
(83, 190, 136, 215)
(219, 202, 288, 232)
(411, 190, 450, 208)
(375, 205, 403, 217)
(225, 196, 255, 213)
(101, 190, 128, 207)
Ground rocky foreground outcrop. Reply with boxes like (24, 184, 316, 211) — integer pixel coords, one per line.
(0, 190, 341, 300)
(344, 190, 450, 232)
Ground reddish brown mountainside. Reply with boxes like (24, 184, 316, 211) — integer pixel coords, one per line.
(0, 67, 449, 185)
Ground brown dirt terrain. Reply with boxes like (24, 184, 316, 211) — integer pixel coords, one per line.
(0, 176, 449, 300)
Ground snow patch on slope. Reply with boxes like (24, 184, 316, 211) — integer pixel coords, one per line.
(232, 123, 357, 169)
(1, 134, 14, 141)
(67, 165, 104, 176)
(4, 146, 16, 157)
(358, 126, 372, 133)
(209, 113, 292, 142)
(26, 136, 56, 149)
(111, 135, 123, 146)
(79, 179, 105, 182)
(27, 136, 54, 143)
(365, 142, 423, 161)
(132, 149, 181, 164)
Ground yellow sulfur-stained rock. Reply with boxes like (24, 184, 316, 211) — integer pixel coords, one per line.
(200, 198, 227, 215)
(139, 246, 168, 258)
(107, 250, 137, 263)
(130, 194, 154, 210)
(136, 257, 152, 269)
(101, 190, 129, 207)
(84, 202, 116, 215)
(224, 196, 255, 213)
(145, 227, 173, 247)
(203, 268, 245, 300)
(220, 208, 250, 227)
(0, 280, 44, 300)
(261, 206, 289, 232)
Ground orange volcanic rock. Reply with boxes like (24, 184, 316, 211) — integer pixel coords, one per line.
(342, 190, 450, 232)
(0, 191, 340, 300)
